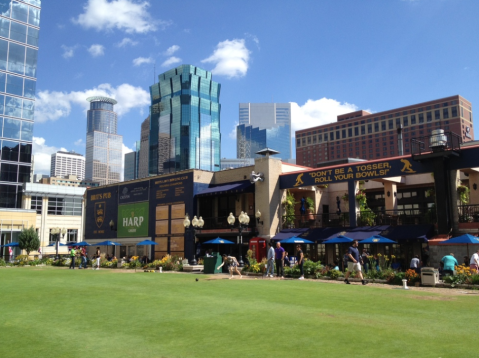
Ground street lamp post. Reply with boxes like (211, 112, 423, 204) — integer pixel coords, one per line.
(51, 227, 66, 260)
(228, 211, 249, 267)
(183, 214, 204, 265)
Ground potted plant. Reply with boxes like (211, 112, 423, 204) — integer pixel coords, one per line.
(282, 190, 297, 228)
(457, 183, 469, 205)
(306, 197, 315, 220)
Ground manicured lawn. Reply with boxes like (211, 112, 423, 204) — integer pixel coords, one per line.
(0, 267, 475, 358)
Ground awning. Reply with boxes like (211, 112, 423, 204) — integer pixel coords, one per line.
(196, 180, 254, 196)
(344, 226, 390, 241)
(299, 227, 345, 243)
(271, 228, 310, 242)
(381, 225, 434, 243)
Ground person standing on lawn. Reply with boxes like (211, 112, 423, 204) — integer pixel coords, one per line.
(469, 249, 479, 273)
(361, 248, 369, 273)
(94, 247, 101, 270)
(275, 241, 285, 279)
(79, 247, 87, 269)
(344, 240, 367, 285)
(441, 253, 458, 276)
(296, 245, 304, 280)
(265, 242, 275, 277)
(69, 247, 76, 269)
(410, 255, 421, 274)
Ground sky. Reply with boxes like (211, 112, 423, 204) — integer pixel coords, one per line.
(32, 0, 479, 176)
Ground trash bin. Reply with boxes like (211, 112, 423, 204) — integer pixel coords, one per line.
(421, 267, 439, 286)
(203, 253, 222, 274)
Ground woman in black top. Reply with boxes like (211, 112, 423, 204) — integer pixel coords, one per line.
(296, 245, 304, 280)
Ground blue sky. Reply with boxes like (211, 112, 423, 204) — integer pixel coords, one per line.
(33, 0, 479, 175)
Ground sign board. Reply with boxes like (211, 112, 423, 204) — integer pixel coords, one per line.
(117, 202, 149, 238)
(85, 186, 118, 239)
(118, 182, 149, 204)
(280, 157, 432, 189)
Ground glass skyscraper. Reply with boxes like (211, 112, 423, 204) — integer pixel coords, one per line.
(0, 0, 40, 208)
(85, 96, 123, 186)
(149, 64, 221, 175)
(237, 103, 292, 160)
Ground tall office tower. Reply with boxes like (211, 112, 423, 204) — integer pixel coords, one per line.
(138, 116, 149, 179)
(0, 0, 41, 208)
(123, 151, 136, 181)
(85, 96, 123, 186)
(50, 151, 85, 180)
(149, 65, 221, 175)
(295, 95, 473, 167)
(237, 103, 292, 160)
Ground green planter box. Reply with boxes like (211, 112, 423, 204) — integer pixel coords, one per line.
(203, 253, 222, 274)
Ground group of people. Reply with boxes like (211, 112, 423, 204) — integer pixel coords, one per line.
(439, 249, 479, 276)
(68, 247, 102, 270)
(265, 241, 304, 279)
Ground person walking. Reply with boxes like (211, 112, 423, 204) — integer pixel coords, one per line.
(275, 242, 285, 279)
(265, 242, 275, 277)
(69, 247, 76, 269)
(441, 253, 458, 276)
(470, 249, 479, 273)
(94, 247, 101, 270)
(410, 255, 421, 274)
(217, 254, 242, 279)
(343, 240, 367, 285)
(296, 244, 304, 280)
(79, 247, 87, 269)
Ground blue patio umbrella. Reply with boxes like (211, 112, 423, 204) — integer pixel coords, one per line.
(361, 235, 397, 244)
(95, 240, 121, 246)
(280, 236, 314, 244)
(439, 234, 479, 256)
(203, 237, 235, 245)
(2, 242, 19, 247)
(323, 235, 353, 244)
(136, 240, 158, 246)
(73, 241, 91, 247)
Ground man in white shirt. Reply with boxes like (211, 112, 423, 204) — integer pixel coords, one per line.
(470, 250, 479, 273)
(410, 255, 421, 274)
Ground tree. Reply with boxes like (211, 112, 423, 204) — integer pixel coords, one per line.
(18, 226, 40, 256)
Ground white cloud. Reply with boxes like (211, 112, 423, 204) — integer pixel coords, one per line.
(74, 139, 85, 147)
(161, 56, 181, 68)
(116, 37, 138, 47)
(73, 0, 170, 34)
(88, 44, 105, 57)
(201, 39, 250, 78)
(32, 137, 68, 175)
(61, 45, 77, 59)
(228, 121, 238, 140)
(164, 45, 179, 56)
(35, 83, 150, 123)
(245, 33, 260, 50)
(133, 56, 154, 66)
(290, 98, 360, 134)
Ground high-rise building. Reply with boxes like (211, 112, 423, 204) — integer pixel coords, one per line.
(124, 151, 136, 181)
(85, 96, 123, 186)
(0, 0, 41, 208)
(295, 95, 473, 167)
(50, 151, 85, 180)
(138, 116, 149, 179)
(237, 103, 292, 160)
(149, 65, 221, 175)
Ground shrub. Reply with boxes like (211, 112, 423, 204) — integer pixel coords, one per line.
(0, 258, 6, 266)
(303, 259, 322, 276)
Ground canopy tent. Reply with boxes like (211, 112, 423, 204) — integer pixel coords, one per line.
(323, 235, 353, 244)
(439, 234, 479, 257)
(361, 235, 397, 244)
(279, 236, 314, 244)
(271, 228, 310, 242)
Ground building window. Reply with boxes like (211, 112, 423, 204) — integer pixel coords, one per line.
(427, 112, 432, 122)
(31, 196, 42, 214)
(367, 124, 372, 133)
(418, 114, 424, 123)
(296, 139, 300, 147)
(435, 110, 440, 120)
(388, 120, 393, 129)
(403, 117, 408, 127)
(374, 123, 379, 132)
(47, 197, 82, 216)
(67, 229, 78, 243)
(381, 122, 386, 130)
(354, 127, 359, 136)
(361, 126, 365, 135)
(443, 108, 449, 119)
(451, 106, 457, 117)
(411, 115, 416, 125)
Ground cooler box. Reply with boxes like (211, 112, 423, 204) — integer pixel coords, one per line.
(421, 267, 439, 286)
(203, 253, 222, 274)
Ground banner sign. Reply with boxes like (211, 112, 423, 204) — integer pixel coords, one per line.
(85, 186, 118, 239)
(118, 182, 149, 204)
(280, 156, 432, 189)
(118, 202, 149, 238)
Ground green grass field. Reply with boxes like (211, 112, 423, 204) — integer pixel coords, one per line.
(0, 267, 475, 358)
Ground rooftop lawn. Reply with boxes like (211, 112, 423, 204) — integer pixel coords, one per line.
(0, 266, 474, 358)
